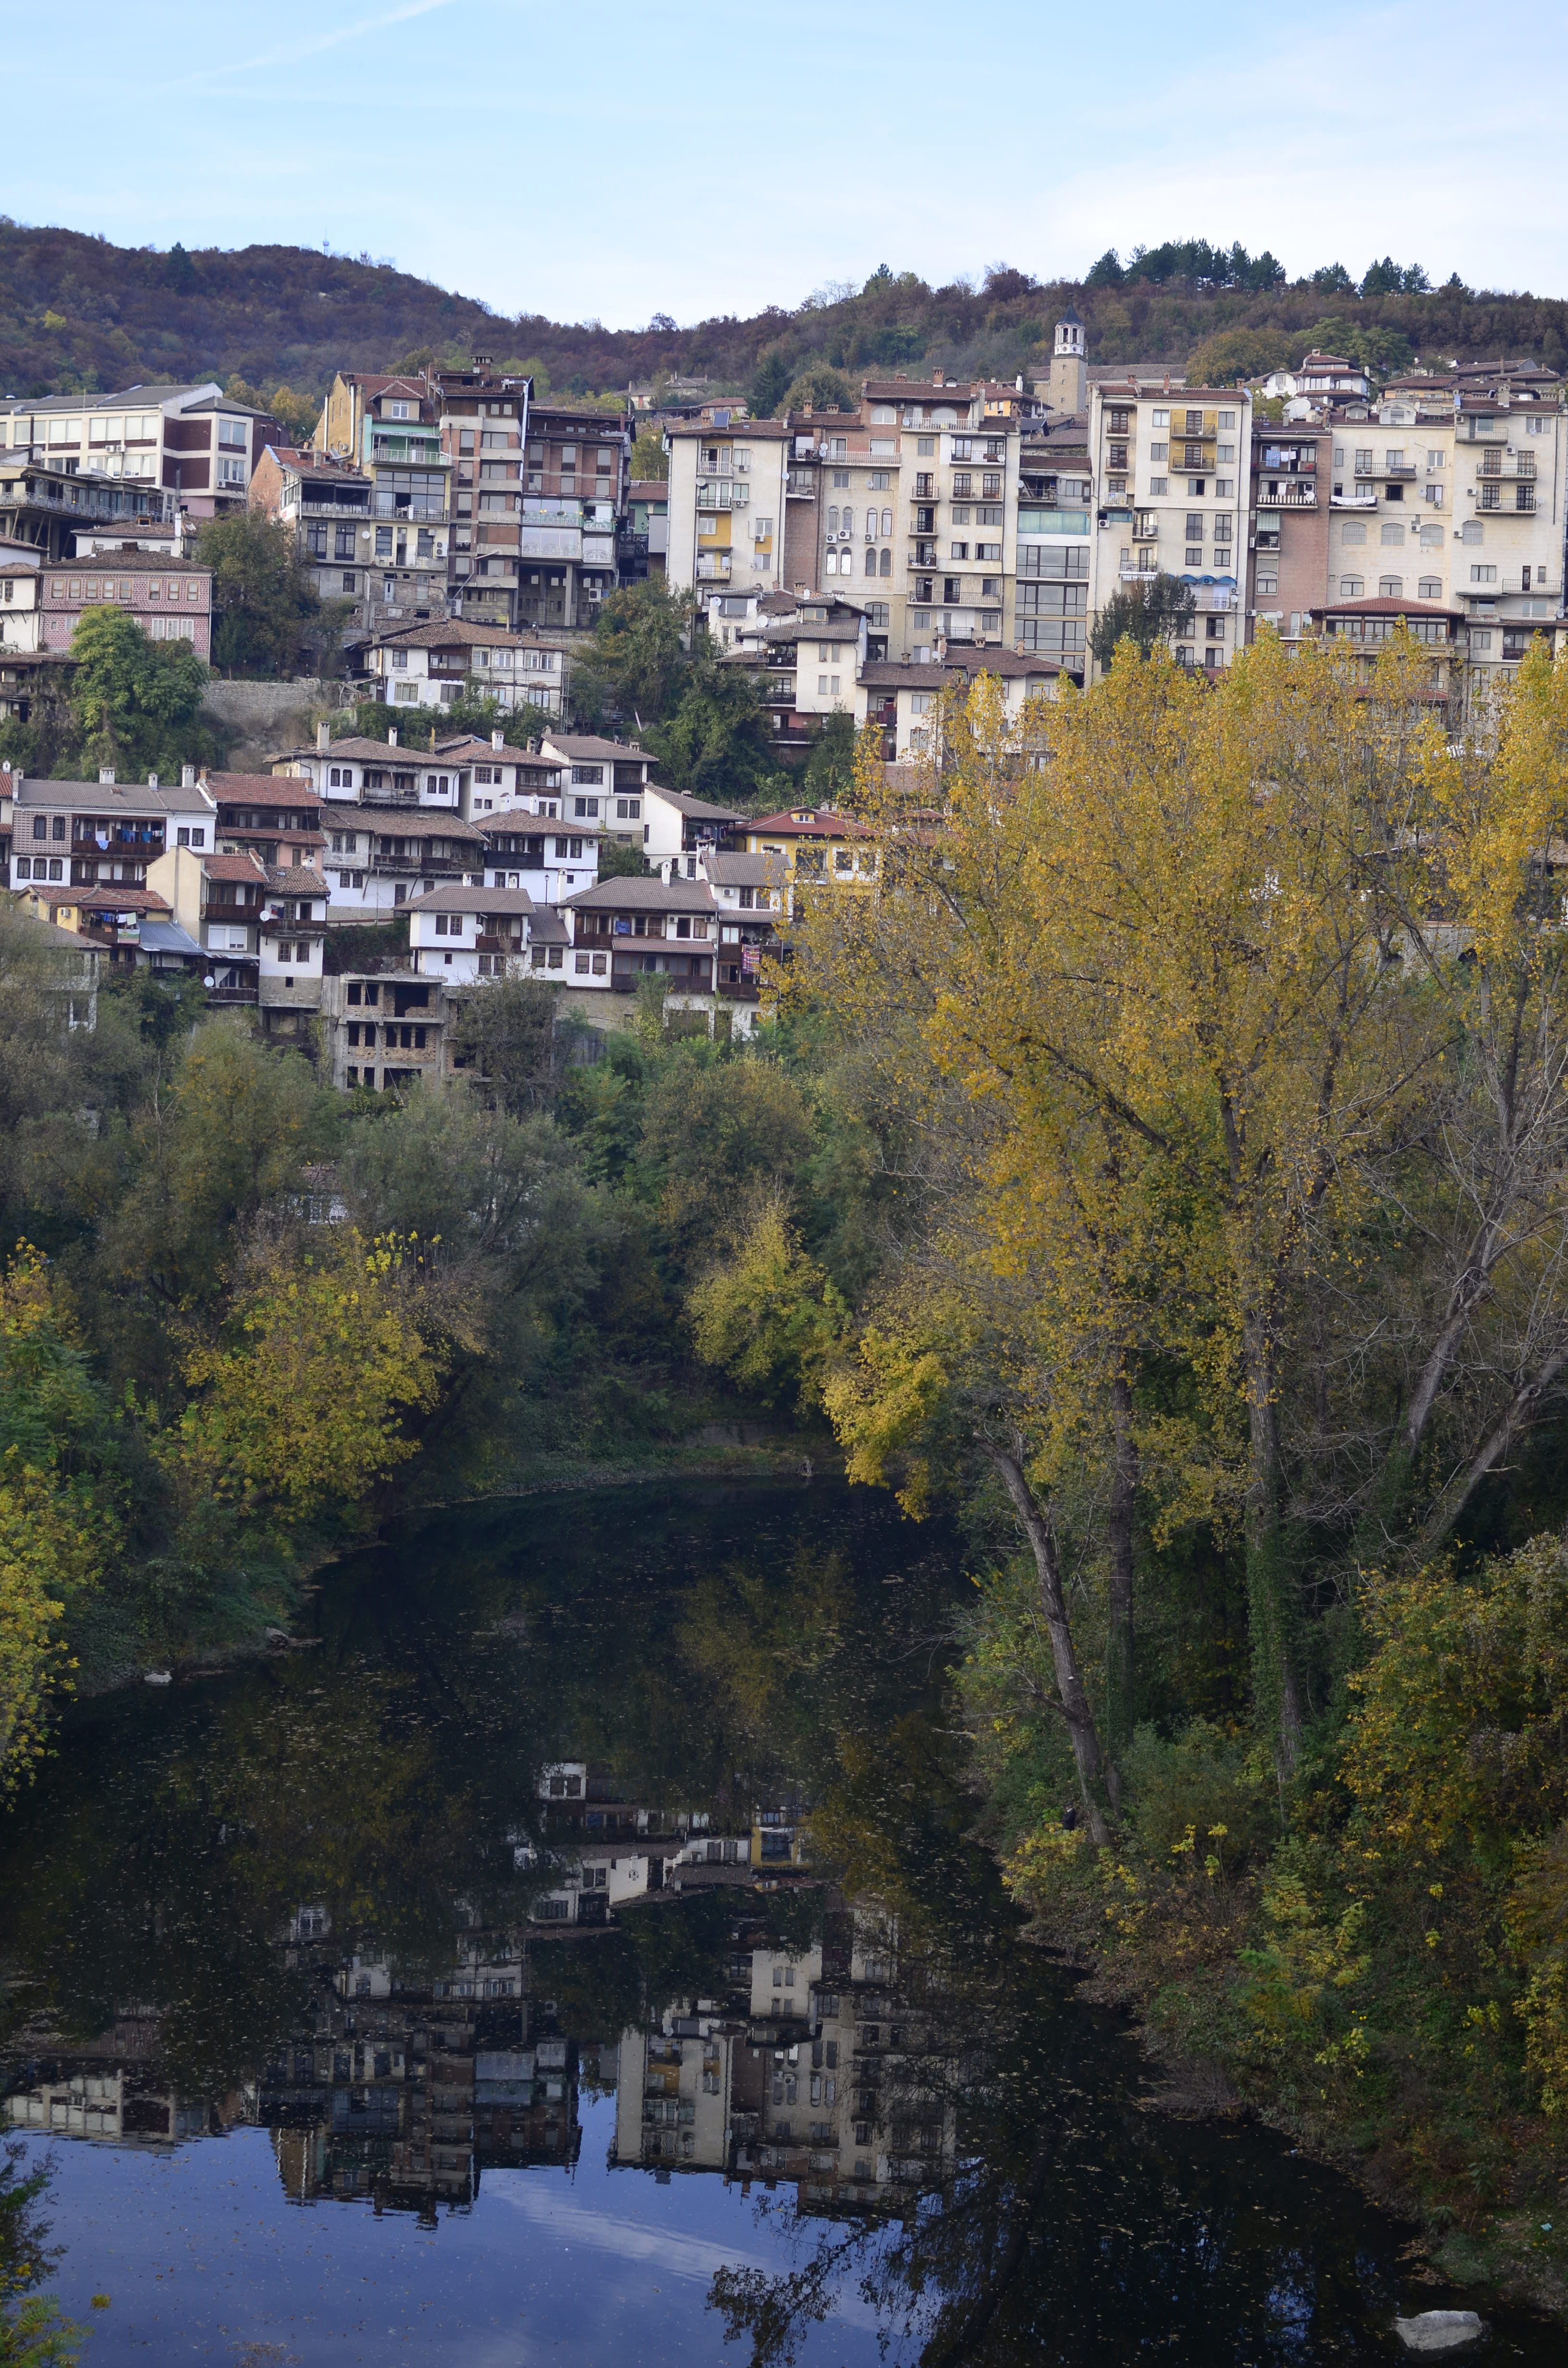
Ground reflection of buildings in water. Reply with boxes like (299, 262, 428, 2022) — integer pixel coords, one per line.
(528, 1763, 814, 1926)
(610, 1914, 956, 2220)
(4, 2008, 244, 2149)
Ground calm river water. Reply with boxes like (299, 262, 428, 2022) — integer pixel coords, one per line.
(0, 1481, 1557, 2365)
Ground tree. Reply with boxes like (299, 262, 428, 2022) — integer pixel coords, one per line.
(650, 648, 781, 804)
(569, 579, 694, 730)
(1310, 262, 1355, 294)
(629, 426, 667, 481)
(781, 361, 855, 415)
(1360, 256, 1430, 297)
(163, 1230, 443, 1528)
(192, 509, 330, 678)
(687, 1197, 848, 1410)
(1088, 573, 1195, 670)
(1185, 326, 1294, 387)
(447, 974, 580, 1114)
(597, 837, 649, 880)
(803, 709, 857, 803)
(1084, 250, 1125, 288)
(67, 607, 211, 779)
(748, 349, 793, 419)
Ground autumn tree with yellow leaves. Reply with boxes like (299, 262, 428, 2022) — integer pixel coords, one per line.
(793, 633, 1568, 1827)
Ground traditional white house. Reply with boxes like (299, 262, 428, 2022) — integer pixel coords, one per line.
(405, 884, 535, 981)
(559, 873, 719, 997)
(642, 782, 746, 870)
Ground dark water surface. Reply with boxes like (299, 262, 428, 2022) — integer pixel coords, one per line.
(0, 1481, 1556, 2365)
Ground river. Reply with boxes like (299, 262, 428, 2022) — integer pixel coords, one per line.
(0, 1480, 1556, 2364)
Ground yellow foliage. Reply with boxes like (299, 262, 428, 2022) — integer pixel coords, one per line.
(0, 1453, 105, 1791)
(163, 1230, 443, 1524)
(686, 1199, 848, 1411)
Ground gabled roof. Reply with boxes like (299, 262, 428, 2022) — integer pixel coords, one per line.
(373, 619, 530, 650)
(541, 734, 648, 762)
(24, 883, 172, 912)
(431, 735, 557, 769)
(746, 807, 873, 839)
(1317, 596, 1463, 620)
(202, 851, 270, 884)
(49, 549, 210, 575)
(703, 851, 786, 888)
(562, 876, 717, 912)
(355, 806, 486, 842)
(14, 777, 217, 814)
(209, 772, 324, 808)
(265, 866, 328, 892)
(407, 885, 535, 915)
(645, 785, 746, 823)
(283, 738, 461, 765)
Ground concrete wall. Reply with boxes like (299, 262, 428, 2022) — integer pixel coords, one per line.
(199, 678, 339, 763)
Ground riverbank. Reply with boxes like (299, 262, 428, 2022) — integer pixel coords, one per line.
(69, 1426, 832, 1696)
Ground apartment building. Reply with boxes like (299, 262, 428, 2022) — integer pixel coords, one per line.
(0, 385, 276, 515)
(0, 458, 177, 562)
(248, 445, 374, 614)
(664, 420, 791, 600)
(1326, 374, 1566, 686)
(1246, 423, 1330, 645)
(322, 970, 450, 1091)
(39, 548, 212, 659)
(314, 373, 452, 624)
(368, 617, 562, 713)
(426, 362, 529, 626)
(742, 805, 877, 917)
(668, 375, 1022, 663)
(1087, 382, 1254, 673)
(515, 402, 631, 630)
(538, 731, 653, 844)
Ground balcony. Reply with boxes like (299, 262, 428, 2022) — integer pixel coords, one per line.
(1477, 487, 1538, 515)
(370, 495, 448, 520)
(1477, 456, 1537, 481)
(1257, 483, 1316, 508)
(1331, 492, 1378, 509)
(785, 473, 816, 498)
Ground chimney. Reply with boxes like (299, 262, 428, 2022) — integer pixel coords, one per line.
(147, 771, 159, 789)
(491, 728, 504, 750)
(388, 727, 398, 747)
(933, 370, 943, 387)
(317, 721, 331, 752)
(99, 767, 116, 786)
(181, 764, 196, 788)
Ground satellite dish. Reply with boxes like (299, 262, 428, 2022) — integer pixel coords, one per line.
(203, 973, 216, 989)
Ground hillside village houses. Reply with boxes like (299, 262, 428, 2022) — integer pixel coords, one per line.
(10, 317, 1568, 1094)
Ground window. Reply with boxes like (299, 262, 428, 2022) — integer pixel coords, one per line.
(1185, 548, 1203, 567)
(917, 436, 934, 456)
(1379, 576, 1403, 598)
(1381, 522, 1405, 545)
(388, 400, 411, 420)
(1339, 575, 1365, 597)
(1418, 577, 1442, 599)
(1185, 514, 1203, 539)
(950, 542, 968, 560)
(1461, 520, 1484, 546)
(1470, 564, 1497, 583)
(375, 527, 392, 556)
(1340, 522, 1367, 547)
(571, 764, 603, 784)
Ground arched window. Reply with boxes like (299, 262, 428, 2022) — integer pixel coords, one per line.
(827, 506, 839, 536)
(1339, 574, 1365, 598)
(865, 547, 877, 575)
(879, 547, 892, 577)
(841, 506, 854, 537)
(882, 507, 893, 537)
(1378, 575, 1403, 599)
(1418, 576, 1442, 600)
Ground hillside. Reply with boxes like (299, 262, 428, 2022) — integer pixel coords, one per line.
(3, 219, 1567, 414)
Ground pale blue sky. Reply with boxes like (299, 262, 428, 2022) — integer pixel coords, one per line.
(7, 0, 1568, 329)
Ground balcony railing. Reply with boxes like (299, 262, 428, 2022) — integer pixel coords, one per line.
(1258, 483, 1317, 507)
(1478, 456, 1537, 480)
(1331, 492, 1378, 509)
(370, 495, 447, 519)
(1478, 488, 1538, 513)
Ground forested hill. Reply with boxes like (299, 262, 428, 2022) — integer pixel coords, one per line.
(3, 217, 1567, 413)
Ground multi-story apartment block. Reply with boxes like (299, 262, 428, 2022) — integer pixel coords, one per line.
(39, 548, 212, 659)
(1086, 382, 1254, 674)
(0, 459, 177, 562)
(427, 362, 529, 627)
(321, 970, 450, 1092)
(669, 373, 1027, 673)
(1245, 422, 1329, 646)
(515, 401, 631, 630)
(663, 420, 791, 600)
(248, 445, 374, 615)
(208, 772, 326, 872)
(314, 372, 452, 625)
(0, 385, 276, 516)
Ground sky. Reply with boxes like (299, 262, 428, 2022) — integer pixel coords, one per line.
(6, 0, 1568, 330)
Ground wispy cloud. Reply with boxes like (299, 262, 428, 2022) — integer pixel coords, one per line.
(174, 0, 466, 89)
